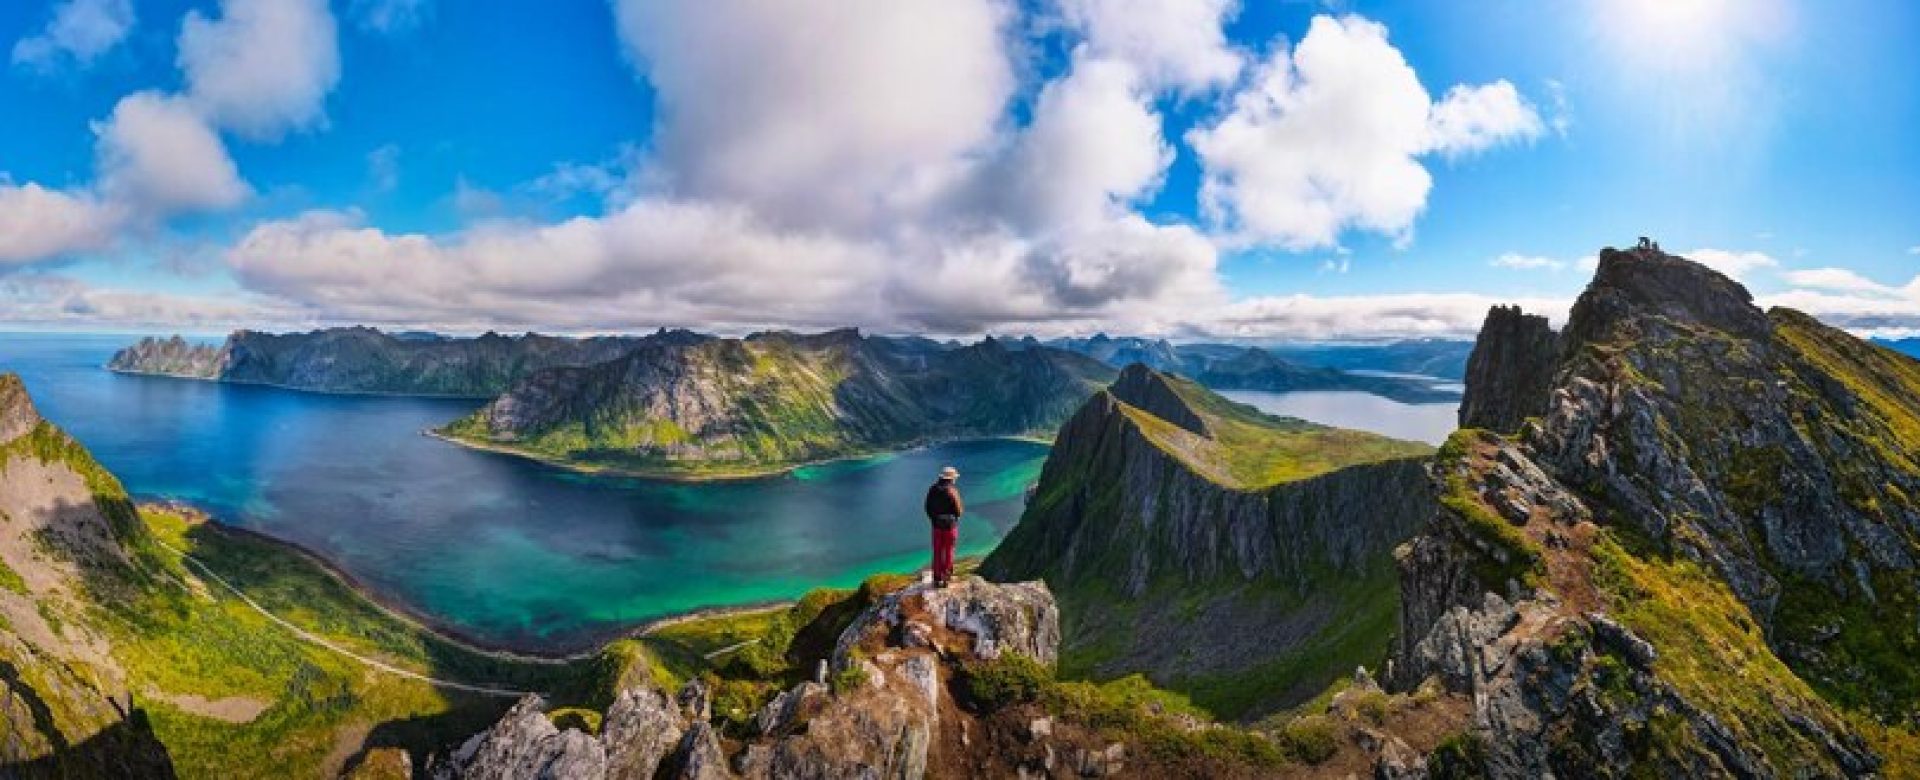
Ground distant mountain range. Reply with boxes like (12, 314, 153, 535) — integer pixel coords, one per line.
(1044, 334, 1463, 403)
(108, 327, 706, 397)
(439, 329, 1117, 477)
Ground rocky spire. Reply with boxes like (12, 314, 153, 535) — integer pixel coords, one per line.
(0, 373, 41, 445)
(1457, 305, 1560, 433)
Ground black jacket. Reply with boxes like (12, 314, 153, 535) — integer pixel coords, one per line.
(924, 480, 963, 520)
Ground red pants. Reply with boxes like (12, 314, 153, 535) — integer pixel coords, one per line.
(931, 524, 958, 582)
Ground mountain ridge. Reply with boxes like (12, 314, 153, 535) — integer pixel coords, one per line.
(982, 364, 1433, 718)
(438, 330, 1118, 478)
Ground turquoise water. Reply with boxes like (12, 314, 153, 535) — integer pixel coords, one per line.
(0, 333, 1049, 652)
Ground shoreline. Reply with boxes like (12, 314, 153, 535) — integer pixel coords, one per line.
(144, 499, 954, 661)
(105, 366, 501, 401)
(152, 500, 616, 662)
(426, 427, 1055, 483)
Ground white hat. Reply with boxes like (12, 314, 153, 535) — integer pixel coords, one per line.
(939, 466, 959, 479)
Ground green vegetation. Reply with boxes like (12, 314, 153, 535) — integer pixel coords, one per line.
(958, 653, 1289, 769)
(1120, 373, 1431, 490)
(440, 334, 1114, 478)
(1588, 532, 1920, 776)
(2, 407, 630, 777)
(1434, 429, 1544, 589)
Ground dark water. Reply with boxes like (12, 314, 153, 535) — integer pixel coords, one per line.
(0, 333, 1048, 651)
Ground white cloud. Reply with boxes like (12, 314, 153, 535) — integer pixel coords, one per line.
(1427, 80, 1545, 158)
(349, 0, 431, 34)
(978, 55, 1169, 230)
(611, 0, 1014, 231)
(1779, 267, 1893, 296)
(0, 184, 119, 264)
(94, 92, 251, 215)
(1490, 253, 1565, 271)
(0, 273, 296, 330)
(1199, 292, 1571, 341)
(10, 0, 134, 71)
(1908, 245, 1920, 256)
(178, 0, 341, 140)
(1189, 15, 1542, 250)
(1055, 0, 1241, 92)
(1683, 247, 1776, 282)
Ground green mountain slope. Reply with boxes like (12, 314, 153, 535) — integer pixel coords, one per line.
(0, 374, 647, 777)
(981, 364, 1434, 719)
(439, 330, 1117, 477)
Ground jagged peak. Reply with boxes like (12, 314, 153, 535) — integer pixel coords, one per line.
(1108, 363, 1211, 438)
(0, 373, 41, 446)
(1566, 243, 1771, 346)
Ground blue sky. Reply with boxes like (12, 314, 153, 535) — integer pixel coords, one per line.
(2, 0, 1917, 340)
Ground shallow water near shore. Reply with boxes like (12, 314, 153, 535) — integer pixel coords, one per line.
(0, 332, 1047, 652)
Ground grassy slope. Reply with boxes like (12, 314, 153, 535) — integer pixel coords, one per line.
(1009, 373, 1430, 719)
(1129, 372, 1431, 489)
(0, 421, 653, 776)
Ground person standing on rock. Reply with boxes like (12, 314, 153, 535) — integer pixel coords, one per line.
(924, 466, 964, 588)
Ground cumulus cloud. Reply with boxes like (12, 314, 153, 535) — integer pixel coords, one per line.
(10, 0, 134, 71)
(1780, 267, 1890, 295)
(94, 92, 251, 215)
(612, 0, 1014, 231)
(178, 0, 341, 140)
(1428, 81, 1546, 158)
(978, 55, 1170, 230)
(1189, 15, 1543, 249)
(0, 184, 119, 264)
(1055, 0, 1241, 92)
(1684, 248, 1777, 282)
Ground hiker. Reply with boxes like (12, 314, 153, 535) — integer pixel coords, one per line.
(924, 466, 964, 588)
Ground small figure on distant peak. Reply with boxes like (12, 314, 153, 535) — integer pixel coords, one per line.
(1637, 236, 1653, 251)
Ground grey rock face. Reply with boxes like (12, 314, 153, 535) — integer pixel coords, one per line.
(448, 579, 1064, 780)
(832, 577, 1061, 671)
(445, 695, 609, 780)
(1457, 304, 1559, 433)
(0, 373, 40, 445)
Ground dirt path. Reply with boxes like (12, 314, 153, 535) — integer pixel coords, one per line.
(154, 539, 534, 698)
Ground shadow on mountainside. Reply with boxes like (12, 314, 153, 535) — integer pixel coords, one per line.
(0, 704, 177, 779)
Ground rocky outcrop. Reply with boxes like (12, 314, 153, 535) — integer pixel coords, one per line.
(983, 368, 1434, 717)
(108, 327, 678, 397)
(442, 578, 1065, 780)
(1391, 431, 1881, 777)
(1385, 243, 1920, 775)
(0, 373, 39, 445)
(1457, 305, 1559, 432)
(443, 330, 1116, 476)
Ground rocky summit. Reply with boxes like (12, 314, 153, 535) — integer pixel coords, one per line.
(439, 330, 1117, 477)
(439, 577, 1072, 779)
(1387, 243, 1920, 776)
(982, 364, 1434, 719)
